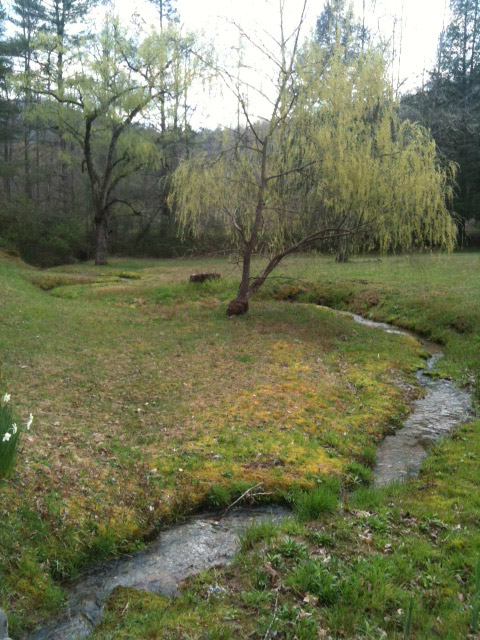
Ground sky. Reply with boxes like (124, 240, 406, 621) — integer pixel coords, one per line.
(114, 0, 451, 127)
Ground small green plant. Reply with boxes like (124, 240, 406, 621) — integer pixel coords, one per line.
(403, 596, 414, 640)
(360, 444, 377, 467)
(306, 530, 335, 547)
(293, 486, 338, 521)
(265, 552, 285, 569)
(346, 461, 372, 486)
(277, 536, 308, 559)
(205, 484, 231, 508)
(0, 393, 32, 479)
(239, 519, 278, 552)
(471, 557, 480, 633)
(288, 559, 339, 605)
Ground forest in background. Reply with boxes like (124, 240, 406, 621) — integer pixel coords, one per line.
(0, 0, 478, 267)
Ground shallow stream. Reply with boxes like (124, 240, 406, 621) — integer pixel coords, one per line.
(27, 507, 289, 639)
(344, 311, 473, 485)
(25, 310, 473, 639)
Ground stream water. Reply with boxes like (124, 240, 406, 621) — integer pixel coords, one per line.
(25, 310, 473, 639)
(345, 311, 473, 486)
(27, 506, 289, 639)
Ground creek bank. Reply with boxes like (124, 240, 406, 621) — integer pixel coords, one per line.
(22, 308, 474, 639)
(323, 307, 473, 485)
(26, 506, 288, 640)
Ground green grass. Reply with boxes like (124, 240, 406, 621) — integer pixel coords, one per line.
(0, 250, 478, 638)
(292, 485, 339, 520)
(95, 420, 480, 639)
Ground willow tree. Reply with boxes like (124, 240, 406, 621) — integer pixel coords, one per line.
(295, 44, 457, 261)
(171, 8, 456, 316)
(41, 17, 196, 264)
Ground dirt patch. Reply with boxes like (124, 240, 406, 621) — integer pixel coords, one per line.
(350, 289, 382, 311)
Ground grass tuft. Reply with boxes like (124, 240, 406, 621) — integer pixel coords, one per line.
(471, 556, 480, 633)
(345, 461, 373, 486)
(239, 519, 279, 552)
(288, 559, 339, 605)
(293, 486, 339, 521)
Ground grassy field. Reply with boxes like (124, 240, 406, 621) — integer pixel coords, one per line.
(0, 251, 478, 638)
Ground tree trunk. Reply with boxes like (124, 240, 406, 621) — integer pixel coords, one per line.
(335, 237, 350, 262)
(458, 217, 466, 247)
(59, 136, 70, 214)
(24, 127, 32, 199)
(226, 251, 251, 316)
(3, 136, 10, 200)
(94, 216, 108, 265)
(36, 128, 40, 202)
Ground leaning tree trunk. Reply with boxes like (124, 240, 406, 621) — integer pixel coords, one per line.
(94, 216, 109, 265)
(226, 250, 251, 316)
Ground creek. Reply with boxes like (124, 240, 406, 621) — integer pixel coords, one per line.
(342, 311, 473, 485)
(25, 310, 473, 639)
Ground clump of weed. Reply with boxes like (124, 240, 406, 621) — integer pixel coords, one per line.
(293, 486, 339, 521)
(204, 484, 231, 509)
(288, 559, 339, 605)
(29, 273, 99, 290)
(350, 487, 384, 511)
(359, 444, 377, 467)
(239, 519, 279, 552)
(277, 536, 308, 559)
(273, 284, 307, 301)
(403, 596, 414, 639)
(471, 556, 480, 633)
(351, 289, 381, 312)
(118, 271, 141, 280)
(345, 461, 372, 487)
(306, 530, 335, 548)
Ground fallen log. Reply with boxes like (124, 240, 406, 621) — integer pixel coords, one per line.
(189, 273, 221, 283)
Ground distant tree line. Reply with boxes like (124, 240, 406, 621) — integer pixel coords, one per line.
(0, 0, 469, 268)
(0, 0, 210, 266)
(402, 0, 480, 246)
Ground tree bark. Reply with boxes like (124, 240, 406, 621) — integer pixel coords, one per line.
(94, 216, 108, 265)
(3, 135, 10, 200)
(335, 237, 350, 262)
(226, 249, 251, 316)
(24, 127, 32, 199)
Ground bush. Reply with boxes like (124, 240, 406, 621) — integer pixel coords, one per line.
(0, 197, 90, 267)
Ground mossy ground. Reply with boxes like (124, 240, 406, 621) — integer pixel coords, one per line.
(95, 420, 480, 639)
(0, 252, 478, 638)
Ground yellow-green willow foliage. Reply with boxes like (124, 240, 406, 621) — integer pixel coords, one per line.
(295, 43, 456, 253)
(171, 124, 308, 253)
(171, 42, 456, 266)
